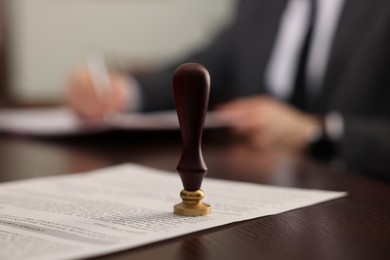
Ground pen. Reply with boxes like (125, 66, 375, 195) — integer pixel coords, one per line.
(85, 52, 111, 98)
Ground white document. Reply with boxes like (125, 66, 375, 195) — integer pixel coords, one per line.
(0, 164, 346, 260)
(0, 107, 227, 136)
(0, 108, 107, 136)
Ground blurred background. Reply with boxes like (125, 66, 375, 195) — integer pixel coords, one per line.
(0, 0, 237, 106)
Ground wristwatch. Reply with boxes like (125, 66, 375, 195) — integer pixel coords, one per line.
(306, 113, 343, 161)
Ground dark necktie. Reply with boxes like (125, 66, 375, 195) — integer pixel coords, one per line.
(290, 0, 317, 110)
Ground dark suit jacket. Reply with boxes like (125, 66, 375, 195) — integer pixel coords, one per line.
(137, 0, 390, 180)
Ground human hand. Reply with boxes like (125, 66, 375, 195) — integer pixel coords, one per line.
(65, 66, 133, 119)
(217, 95, 321, 154)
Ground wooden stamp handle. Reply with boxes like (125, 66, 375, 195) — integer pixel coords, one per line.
(173, 63, 210, 191)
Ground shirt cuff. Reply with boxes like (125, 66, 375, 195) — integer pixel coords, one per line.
(324, 111, 344, 141)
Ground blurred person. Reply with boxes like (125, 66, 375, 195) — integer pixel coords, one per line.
(66, 0, 390, 181)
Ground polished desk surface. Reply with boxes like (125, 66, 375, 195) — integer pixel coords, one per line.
(0, 131, 389, 260)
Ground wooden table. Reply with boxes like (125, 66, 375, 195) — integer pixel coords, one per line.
(0, 131, 389, 260)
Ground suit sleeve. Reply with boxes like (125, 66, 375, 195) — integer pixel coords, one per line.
(337, 116, 390, 181)
(134, 0, 254, 111)
(135, 29, 234, 111)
